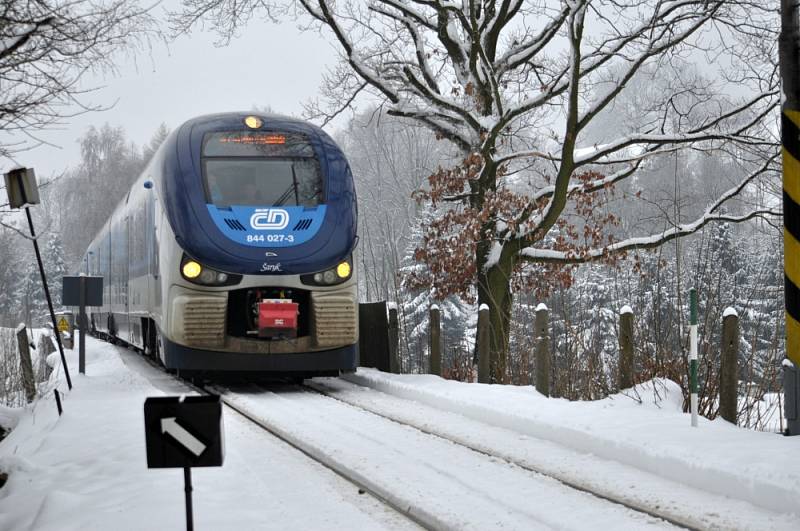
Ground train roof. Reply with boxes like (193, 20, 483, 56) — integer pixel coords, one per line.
(156, 112, 357, 275)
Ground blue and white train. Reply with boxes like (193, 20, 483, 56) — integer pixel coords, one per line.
(83, 113, 359, 375)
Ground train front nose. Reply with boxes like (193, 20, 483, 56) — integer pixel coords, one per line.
(159, 115, 358, 372)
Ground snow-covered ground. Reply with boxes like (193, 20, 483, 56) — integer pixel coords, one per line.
(0, 337, 417, 531)
(1, 335, 799, 530)
(327, 371, 800, 528)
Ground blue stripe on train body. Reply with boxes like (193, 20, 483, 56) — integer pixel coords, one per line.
(158, 113, 357, 275)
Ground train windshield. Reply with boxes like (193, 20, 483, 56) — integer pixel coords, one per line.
(201, 132, 323, 207)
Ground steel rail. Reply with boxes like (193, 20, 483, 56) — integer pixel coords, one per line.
(301, 380, 697, 531)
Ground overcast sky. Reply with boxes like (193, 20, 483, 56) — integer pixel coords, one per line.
(8, 10, 340, 178)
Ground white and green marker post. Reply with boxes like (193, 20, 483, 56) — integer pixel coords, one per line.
(689, 288, 699, 427)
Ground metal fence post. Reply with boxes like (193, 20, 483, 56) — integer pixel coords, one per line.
(689, 288, 699, 428)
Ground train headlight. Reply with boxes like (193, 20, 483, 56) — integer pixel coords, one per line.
(182, 261, 202, 279)
(336, 262, 351, 279)
(244, 115, 262, 129)
(180, 255, 241, 286)
(301, 257, 353, 286)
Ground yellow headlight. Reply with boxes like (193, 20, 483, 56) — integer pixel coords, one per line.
(244, 115, 262, 129)
(182, 261, 202, 279)
(336, 262, 351, 279)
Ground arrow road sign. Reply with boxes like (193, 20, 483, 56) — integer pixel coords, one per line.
(144, 395, 224, 469)
(161, 417, 207, 457)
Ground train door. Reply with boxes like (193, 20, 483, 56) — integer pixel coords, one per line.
(145, 187, 154, 314)
(152, 194, 161, 320)
(123, 202, 131, 343)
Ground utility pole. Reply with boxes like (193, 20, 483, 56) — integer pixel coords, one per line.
(780, 1, 800, 435)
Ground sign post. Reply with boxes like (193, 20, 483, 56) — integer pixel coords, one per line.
(689, 289, 699, 428)
(3, 167, 72, 391)
(144, 395, 225, 531)
(62, 276, 103, 375)
(781, 0, 800, 435)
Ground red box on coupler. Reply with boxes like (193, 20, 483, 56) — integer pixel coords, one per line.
(258, 300, 299, 338)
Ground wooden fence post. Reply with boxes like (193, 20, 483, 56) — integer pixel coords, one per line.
(618, 305, 634, 390)
(535, 304, 550, 397)
(477, 304, 490, 383)
(720, 308, 739, 424)
(388, 304, 400, 374)
(16, 326, 36, 403)
(429, 305, 441, 376)
(37, 326, 56, 381)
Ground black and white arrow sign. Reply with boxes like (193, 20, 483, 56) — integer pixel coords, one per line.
(161, 417, 207, 457)
(144, 395, 224, 469)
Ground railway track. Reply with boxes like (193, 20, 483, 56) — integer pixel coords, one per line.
(304, 377, 800, 531)
(117, 347, 424, 530)
(210, 384, 435, 531)
(301, 378, 696, 530)
(118, 345, 794, 530)
(198, 379, 679, 531)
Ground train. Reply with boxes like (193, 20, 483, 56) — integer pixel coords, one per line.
(82, 112, 359, 376)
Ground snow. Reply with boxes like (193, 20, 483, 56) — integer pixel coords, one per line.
(723, 307, 739, 318)
(484, 241, 503, 270)
(429, 303, 439, 311)
(2, 337, 800, 529)
(478, 303, 488, 311)
(519, 248, 564, 260)
(15, 323, 25, 334)
(0, 337, 417, 531)
(620, 305, 633, 315)
(0, 405, 22, 433)
(386, 301, 397, 311)
(343, 369, 800, 524)
(535, 303, 548, 312)
(783, 358, 796, 368)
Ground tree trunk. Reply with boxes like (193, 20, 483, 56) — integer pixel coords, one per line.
(477, 255, 514, 384)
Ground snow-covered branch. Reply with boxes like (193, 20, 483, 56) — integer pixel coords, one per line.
(519, 153, 780, 265)
(520, 208, 780, 265)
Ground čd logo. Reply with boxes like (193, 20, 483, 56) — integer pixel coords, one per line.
(250, 209, 289, 230)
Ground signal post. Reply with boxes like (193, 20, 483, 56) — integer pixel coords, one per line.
(781, 1, 800, 435)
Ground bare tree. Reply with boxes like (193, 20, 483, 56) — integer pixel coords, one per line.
(173, 0, 781, 381)
(338, 108, 450, 302)
(0, 0, 156, 161)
